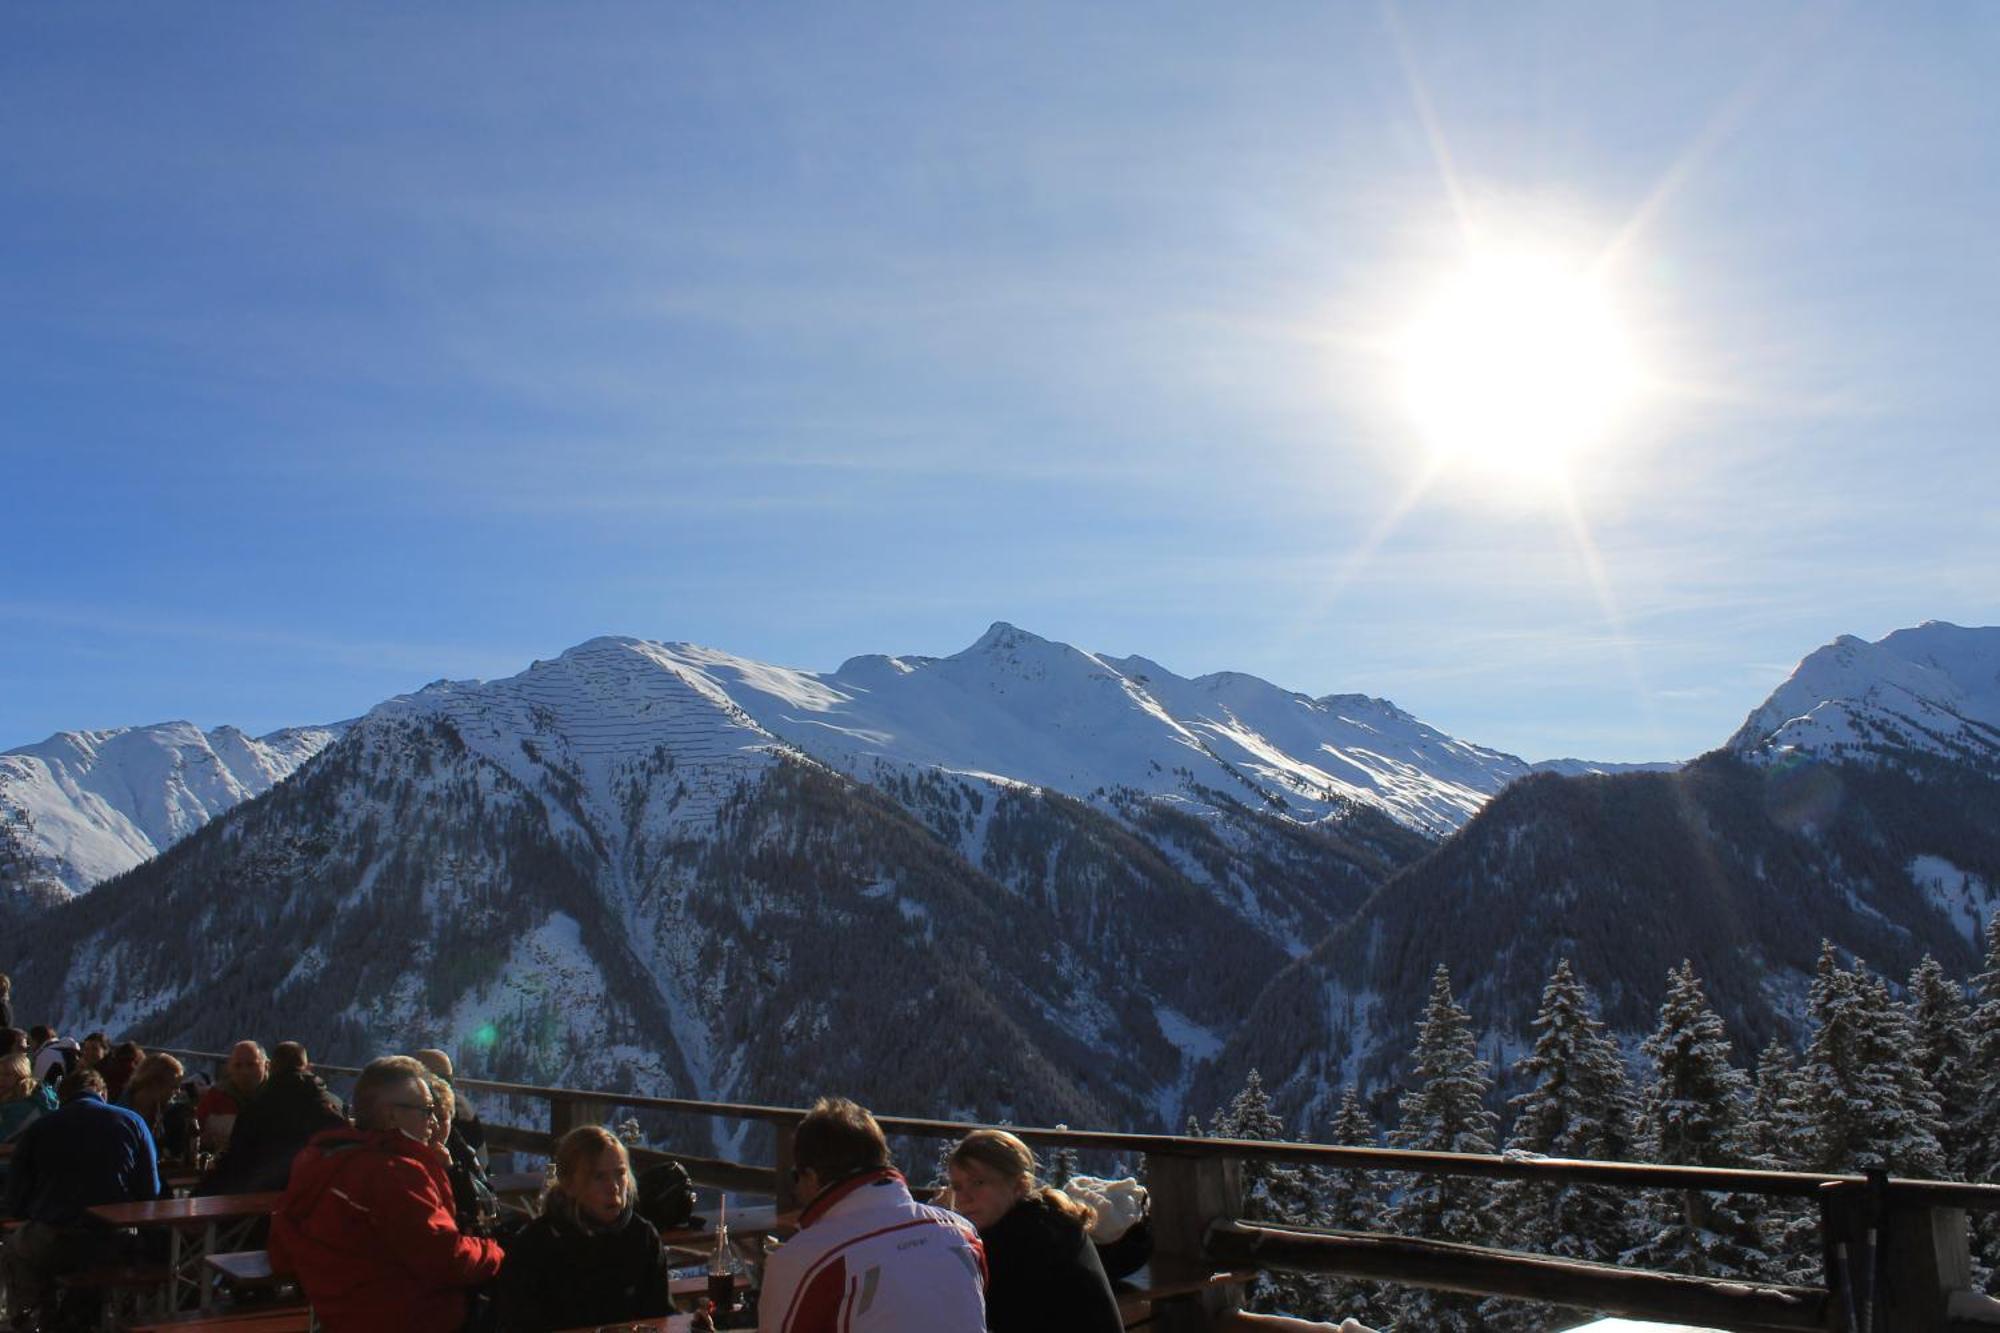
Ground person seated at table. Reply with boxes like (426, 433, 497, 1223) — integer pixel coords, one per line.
(118, 1052, 188, 1161)
(414, 1047, 488, 1156)
(77, 1031, 110, 1070)
(196, 1039, 269, 1151)
(270, 1054, 503, 1333)
(199, 1040, 345, 1195)
(31, 1028, 80, 1086)
(760, 1096, 987, 1333)
(3, 1066, 161, 1329)
(0, 1053, 59, 1196)
(424, 1074, 499, 1235)
(494, 1124, 669, 1332)
(98, 1039, 144, 1101)
(945, 1129, 1121, 1333)
(1, 1052, 57, 1140)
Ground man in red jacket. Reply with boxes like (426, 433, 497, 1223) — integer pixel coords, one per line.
(270, 1055, 502, 1333)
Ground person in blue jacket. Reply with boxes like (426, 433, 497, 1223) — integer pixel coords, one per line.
(3, 1065, 161, 1328)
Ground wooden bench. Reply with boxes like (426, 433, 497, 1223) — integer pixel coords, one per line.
(205, 1249, 292, 1293)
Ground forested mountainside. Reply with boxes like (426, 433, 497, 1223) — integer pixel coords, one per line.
(1194, 748, 2000, 1129)
(0, 719, 341, 907)
(1, 640, 1431, 1140)
(11, 621, 1996, 1148)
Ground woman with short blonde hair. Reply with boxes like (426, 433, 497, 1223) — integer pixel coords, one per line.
(495, 1124, 670, 1332)
(947, 1128, 1122, 1333)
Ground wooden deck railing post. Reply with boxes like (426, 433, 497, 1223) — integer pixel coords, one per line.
(1821, 1168, 1975, 1331)
(547, 1093, 608, 1141)
(1146, 1150, 1244, 1333)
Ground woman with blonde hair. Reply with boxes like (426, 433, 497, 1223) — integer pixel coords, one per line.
(1, 1051, 57, 1143)
(947, 1128, 1122, 1333)
(117, 1052, 187, 1159)
(495, 1124, 670, 1332)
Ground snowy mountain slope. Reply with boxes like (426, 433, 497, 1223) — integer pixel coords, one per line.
(1729, 622, 2000, 765)
(3, 641, 1420, 1134)
(0, 720, 343, 897)
(613, 623, 1548, 839)
(4, 624, 1653, 909)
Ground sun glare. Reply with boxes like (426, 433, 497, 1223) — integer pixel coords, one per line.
(1398, 250, 1639, 481)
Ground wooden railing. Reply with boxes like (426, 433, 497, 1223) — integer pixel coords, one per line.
(167, 1049, 2000, 1332)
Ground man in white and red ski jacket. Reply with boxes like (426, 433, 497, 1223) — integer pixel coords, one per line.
(759, 1098, 986, 1333)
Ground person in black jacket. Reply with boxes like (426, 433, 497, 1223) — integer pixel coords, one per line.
(495, 1125, 670, 1333)
(424, 1075, 500, 1236)
(198, 1042, 346, 1195)
(946, 1128, 1123, 1333)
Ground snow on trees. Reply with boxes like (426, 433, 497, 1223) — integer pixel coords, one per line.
(1626, 959, 1770, 1280)
(1211, 1069, 1323, 1317)
(1479, 958, 1637, 1330)
(1387, 964, 1497, 1332)
(1962, 916, 2000, 1289)
(1321, 1085, 1390, 1328)
(1800, 941, 1947, 1180)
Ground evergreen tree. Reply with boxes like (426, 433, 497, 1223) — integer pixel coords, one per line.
(1321, 1086, 1389, 1328)
(1480, 960, 1636, 1330)
(1742, 1039, 1817, 1282)
(1626, 960, 1769, 1280)
(1388, 965, 1497, 1332)
(1961, 915, 2000, 1289)
(1212, 1071, 1321, 1318)
(1906, 954, 1974, 1178)
(1799, 942, 1946, 1178)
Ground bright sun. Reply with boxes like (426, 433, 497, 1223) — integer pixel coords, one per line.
(1398, 249, 1639, 481)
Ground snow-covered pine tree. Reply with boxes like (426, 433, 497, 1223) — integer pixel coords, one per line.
(1479, 959, 1636, 1331)
(1907, 953, 1973, 1178)
(1212, 1070, 1321, 1318)
(1800, 942, 1947, 1179)
(1626, 960, 1769, 1280)
(1321, 1086, 1389, 1328)
(1387, 965, 1497, 1333)
(1742, 1039, 1817, 1282)
(1961, 915, 2000, 1289)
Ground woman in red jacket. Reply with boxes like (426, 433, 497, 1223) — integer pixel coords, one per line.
(270, 1055, 503, 1333)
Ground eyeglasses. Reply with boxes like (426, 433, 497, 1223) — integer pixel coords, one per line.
(386, 1100, 438, 1116)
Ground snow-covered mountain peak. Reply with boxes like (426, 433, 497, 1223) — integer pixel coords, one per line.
(1729, 622, 2000, 765)
(1, 719, 343, 896)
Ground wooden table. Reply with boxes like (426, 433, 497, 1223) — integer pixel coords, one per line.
(88, 1190, 282, 1311)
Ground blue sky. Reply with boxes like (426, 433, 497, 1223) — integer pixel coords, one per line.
(4, 3, 1996, 762)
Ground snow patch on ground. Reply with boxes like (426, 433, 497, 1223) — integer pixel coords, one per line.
(1154, 1004, 1225, 1062)
(1910, 853, 1994, 947)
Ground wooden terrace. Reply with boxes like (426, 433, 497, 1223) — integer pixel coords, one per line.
(167, 1049, 2000, 1332)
